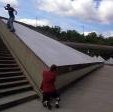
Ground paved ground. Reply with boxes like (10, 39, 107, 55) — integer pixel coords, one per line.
(3, 65, 113, 112)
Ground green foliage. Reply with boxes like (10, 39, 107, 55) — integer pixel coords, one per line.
(30, 25, 113, 46)
(33, 25, 113, 59)
(105, 37, 113, 46)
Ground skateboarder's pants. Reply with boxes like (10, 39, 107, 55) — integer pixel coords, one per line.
(7, 17, 15, 31)
(42, 91, 60, 103)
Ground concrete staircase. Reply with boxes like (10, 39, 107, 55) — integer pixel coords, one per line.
(0, 38, 38, 111)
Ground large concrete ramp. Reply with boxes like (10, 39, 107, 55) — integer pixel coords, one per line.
(0, 19, 103, 94)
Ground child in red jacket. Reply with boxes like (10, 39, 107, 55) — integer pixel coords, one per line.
(40, 65, 60, 110)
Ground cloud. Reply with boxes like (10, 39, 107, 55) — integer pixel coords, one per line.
(84, 30, 113, 38)
(0, 7, 7, 17)
(35, 0, 113, 24)
(98, 0, 113, 23)
(84, 31, 91, 36)
(18, 18, 52, 27)
(0, 0, 18, 6)
(102, 31, 113, 38)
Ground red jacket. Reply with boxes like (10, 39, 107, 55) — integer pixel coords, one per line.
(40, 70, 57, 93)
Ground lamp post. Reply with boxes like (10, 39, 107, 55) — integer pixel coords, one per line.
(83, 25, 84, 37)
(36, 16, 38, 27)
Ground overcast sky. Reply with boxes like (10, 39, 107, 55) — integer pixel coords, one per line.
(0, 0, 113, 37)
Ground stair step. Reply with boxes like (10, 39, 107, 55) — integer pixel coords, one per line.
(0, 91, 38, 111)
(0, 76, 26, 83)
(0, 50, 10, 54)
(0, 67, 21, 72)
(0, 80, 29, 89)
(0, 49, 9, 51)
(0, 53, 12, 57)
(0, 52, 10, 55)
(0, 63, 18, 68)
(0, 46, 7, 48)
(0, 46, 8, 48)
(0, 56, 14, 60)
(0, 55, 14, 58)
(0, 60, 16, 64)
(0, 71, 23, 78)
(0, 85, 33, 98)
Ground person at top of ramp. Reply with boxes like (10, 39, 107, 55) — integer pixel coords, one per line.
(4, 4, 17, 32)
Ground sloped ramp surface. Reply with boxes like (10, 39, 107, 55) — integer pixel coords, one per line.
(2, 19, 101, 67)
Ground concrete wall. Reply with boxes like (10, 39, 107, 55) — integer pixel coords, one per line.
(0, 20, 103, 97)
(56, 64, 103, 89)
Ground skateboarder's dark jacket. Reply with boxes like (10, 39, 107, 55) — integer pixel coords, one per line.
(5, 7, 15, 18)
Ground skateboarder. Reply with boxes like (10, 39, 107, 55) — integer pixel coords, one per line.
(40, 64, 60, 110)
(4, 4, 17, 32)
